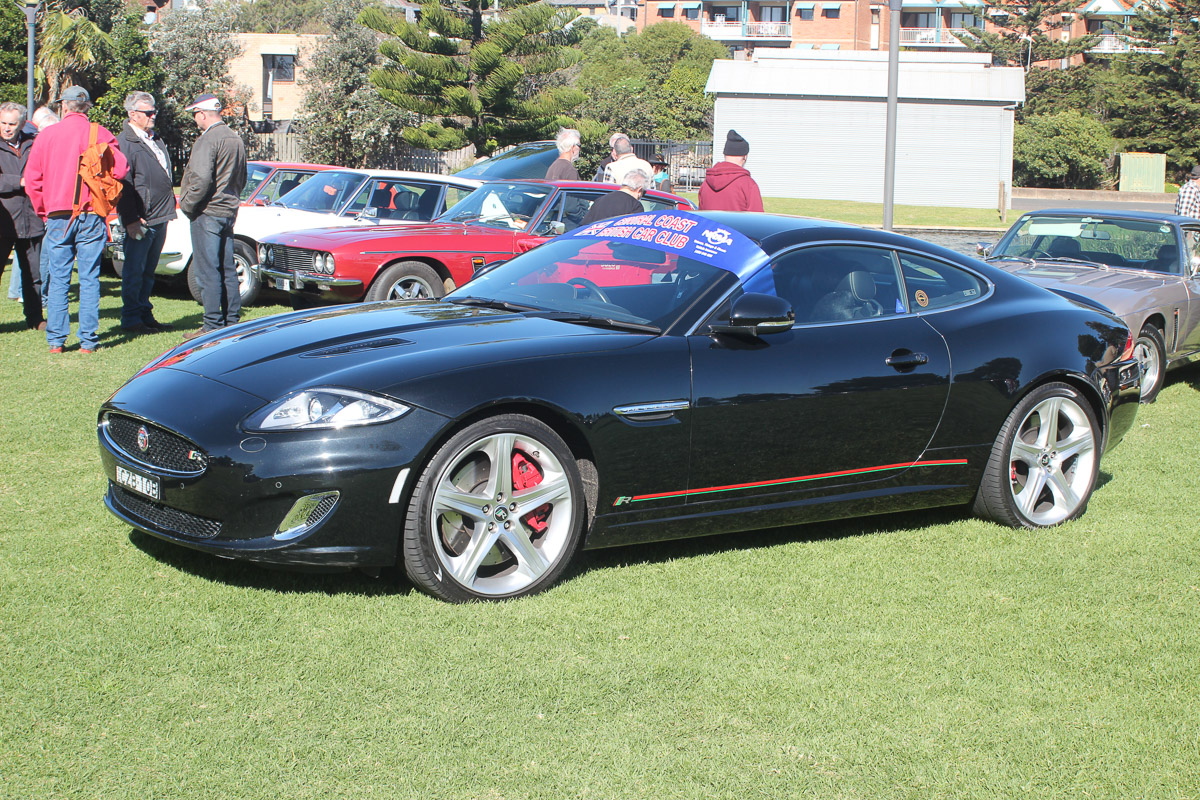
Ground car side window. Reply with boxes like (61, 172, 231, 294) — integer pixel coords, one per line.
(897, 252, 986, 311)
(770, 245, 904, 323)
(533, 191, 599, 236)
(257, 170, 313, 204)
(444, 186, 475, 213)
(1185, 228, 1200, 277)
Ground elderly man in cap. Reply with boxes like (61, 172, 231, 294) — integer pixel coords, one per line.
(25, 85, 128, 354)
(117, 91, 176, 334)
(698, 129, 764, 213)
(178, 93, 246, 340)
(1175, 166, 1200, 219)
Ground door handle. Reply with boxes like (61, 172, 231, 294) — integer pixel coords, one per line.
(885, 350, 928, 370)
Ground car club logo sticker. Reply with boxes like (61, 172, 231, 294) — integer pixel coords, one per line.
(137, 425, 150, 452)
(568, 210, 770, 283)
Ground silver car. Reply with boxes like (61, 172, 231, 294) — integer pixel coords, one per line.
(982, 209, 1200, 402)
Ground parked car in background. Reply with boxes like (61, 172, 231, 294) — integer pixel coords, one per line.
(111, 168, 479, 307)
(259, 180, 694, 304)
(982, 209, 1200, 402)
(455, 141, 558, 180)
(99, 210, 1140, 601)
(106, 160, 337, 275)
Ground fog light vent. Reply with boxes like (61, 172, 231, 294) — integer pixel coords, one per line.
(275, 491, 340, 541)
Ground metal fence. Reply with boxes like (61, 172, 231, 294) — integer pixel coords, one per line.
(631, 138, 714, 192)
(242, 132, 476, 174)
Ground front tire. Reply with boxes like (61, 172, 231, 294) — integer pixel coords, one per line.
(366, 260, 442, 302)
(403, 415, 585, 602)
(1133, 324, 1166, 403)
(973, 382, 1100, 528)
(186, 241, 261, 306)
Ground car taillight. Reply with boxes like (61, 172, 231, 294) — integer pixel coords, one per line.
(1119, 332, 1135, 361)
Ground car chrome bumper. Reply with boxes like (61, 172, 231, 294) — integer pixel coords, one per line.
(107, 246, 187, 277)
(260, 266, 363, 290)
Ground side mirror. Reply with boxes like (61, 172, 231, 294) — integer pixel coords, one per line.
(252, 197, 267, 207)
(1191, 255, 1200, 276)
(976, 241, 993, 257)
(357, 206, 378, 220)
(710, 293, 794, 337)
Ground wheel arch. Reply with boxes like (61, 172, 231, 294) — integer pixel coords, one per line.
(1022, 371, 1110, 452)
(395, 401, 600, 557)
(368, 256, 456, 296)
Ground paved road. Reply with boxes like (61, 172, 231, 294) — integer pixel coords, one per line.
(1012, 196, 1176, 214)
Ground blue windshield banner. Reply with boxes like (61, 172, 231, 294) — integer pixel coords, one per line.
(567, 210, 771, 283)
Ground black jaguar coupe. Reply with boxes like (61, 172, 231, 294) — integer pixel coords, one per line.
(99, 211, 1141, 602)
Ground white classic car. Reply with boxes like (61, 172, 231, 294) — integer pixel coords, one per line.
(109, 169, 480, 305)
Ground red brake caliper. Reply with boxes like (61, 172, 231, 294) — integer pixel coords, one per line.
(512, 450, 550, 534)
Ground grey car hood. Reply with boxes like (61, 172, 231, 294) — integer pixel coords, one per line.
(991, 259, 1178, 315)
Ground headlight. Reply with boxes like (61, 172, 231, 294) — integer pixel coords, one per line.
(244, 388, 410, 432)
(324, 253, 335, 274)
(258, 244, 268, 263)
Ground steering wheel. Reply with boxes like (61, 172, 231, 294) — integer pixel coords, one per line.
(862, 298, 884, 317)
(566, 277, 613, 304)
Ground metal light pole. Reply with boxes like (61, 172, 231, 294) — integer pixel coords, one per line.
(882, 0, 901, 231)
(19, 0, 38, 114)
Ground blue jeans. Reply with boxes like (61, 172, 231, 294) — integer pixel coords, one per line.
(120, 221, 167, 327)
(44, 214, 105, 350)
(190, 213, 239, 330)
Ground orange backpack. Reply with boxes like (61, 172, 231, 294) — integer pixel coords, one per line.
(71, 123, 123, 221)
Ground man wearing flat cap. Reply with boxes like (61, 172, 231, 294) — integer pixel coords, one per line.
(178, 93, 247, 340)
(1175, 165, 1200, 219)
(25, 85, 128, 354)
(698, 129, 764, 213)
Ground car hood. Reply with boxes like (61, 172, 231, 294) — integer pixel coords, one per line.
(146, 301, 649, 406)
(264, 222, 489, 251)
(991, 258, 1174, 312)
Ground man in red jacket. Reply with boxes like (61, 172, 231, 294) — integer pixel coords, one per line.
(25, 86, 127, 353)
(698, 130, 764, 213)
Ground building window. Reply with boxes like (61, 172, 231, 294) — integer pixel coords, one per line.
(659, 2, 675, 15)
(821, 3, 840, 19)
(263, 54, 295, 85)
(681, 1, 701, 19)
(901, 11, 935, 27)
(950, 12, 981, 28)
(797, 3, 814, 19)
(761, 5, 785, 22)
(711, 5, 740, 21)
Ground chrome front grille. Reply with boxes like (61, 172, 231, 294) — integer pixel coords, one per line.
(103, 413, 207, 475)
(273, 245, 320, 273)
(110, 484, 222, 539)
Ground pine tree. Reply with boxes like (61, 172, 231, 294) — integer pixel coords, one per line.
(1107, 0, 1200, 178)
(958, 0, 1098, 70)
(360, 0, 586, 155)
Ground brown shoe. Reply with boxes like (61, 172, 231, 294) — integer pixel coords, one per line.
(182, 327, 212, 341)
(34, 321, 47, 331)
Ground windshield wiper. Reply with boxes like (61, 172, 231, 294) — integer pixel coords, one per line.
(985, 254, 1033, 264)
(1033, 256, 1105, 267)
(448, 296, 544, 313)
(534, 311, 660, 334)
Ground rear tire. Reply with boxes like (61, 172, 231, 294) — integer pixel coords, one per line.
(403, 414, 584, 602)
(973, 382, 1100, 529)
(365, 260, 442, 302)
(1133, 324, 1165, 403)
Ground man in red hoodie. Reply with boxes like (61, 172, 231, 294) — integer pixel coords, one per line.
(698, 129, 764, 213)
(25, 86, 127, 354)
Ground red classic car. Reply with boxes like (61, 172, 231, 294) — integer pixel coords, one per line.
(256, 180, 695, 303)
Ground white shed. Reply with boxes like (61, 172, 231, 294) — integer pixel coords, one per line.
(704, 51, 1026, 209)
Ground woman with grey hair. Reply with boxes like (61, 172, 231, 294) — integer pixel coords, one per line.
(545, 127, 581, 181)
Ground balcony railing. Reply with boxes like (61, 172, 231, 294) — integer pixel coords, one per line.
(1089, 33, 1162, 53)
(899, 27, 970, 46)
(701, 20, 792, 39)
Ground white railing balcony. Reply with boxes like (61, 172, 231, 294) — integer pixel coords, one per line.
(701, 20, 792, 39)
(899, 27, 970, 46)
(1089, 33, 1162, 53)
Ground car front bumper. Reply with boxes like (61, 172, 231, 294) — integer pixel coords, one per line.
(259, 265, 364, 304)
(98, 368, 447, 568)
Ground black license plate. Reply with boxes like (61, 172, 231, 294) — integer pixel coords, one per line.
(115, 464, 160, 501)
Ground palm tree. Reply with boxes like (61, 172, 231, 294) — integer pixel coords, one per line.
(37, 2, 111, 104)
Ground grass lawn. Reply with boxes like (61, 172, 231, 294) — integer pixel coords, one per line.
(2, 278, 1197, 799)
(677, 194, 1011, 230)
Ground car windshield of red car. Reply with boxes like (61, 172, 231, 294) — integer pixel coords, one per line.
(441, 182, 554, 231)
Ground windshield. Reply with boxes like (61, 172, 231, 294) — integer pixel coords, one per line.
(439, 182, 553, 230)
(446, 210, 768, 331)
(241, 162, 273, 200)
(276, 171, 367, 213)
(456, 143, 558, 179)
(992, 214, 1181, 272)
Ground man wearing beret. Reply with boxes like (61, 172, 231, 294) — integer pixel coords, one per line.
(698, 129, 764, 213)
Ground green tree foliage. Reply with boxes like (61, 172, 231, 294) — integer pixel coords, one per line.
(1106, 0, 1200, 179)
(296, 0, 418, 167)
(360, 0, 586, 155)
(0, 4, 30, 105)
(573, 21, 727, 141)
(89, 12, 175, 150)
(150, 0, 248, 150)
(1013, 111, 1112, 188)
(236, 0, 330, 34)
(959, 1, 1097, 70)
(1019, 63, 1114, 122)
(37, 3, 112, 103)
